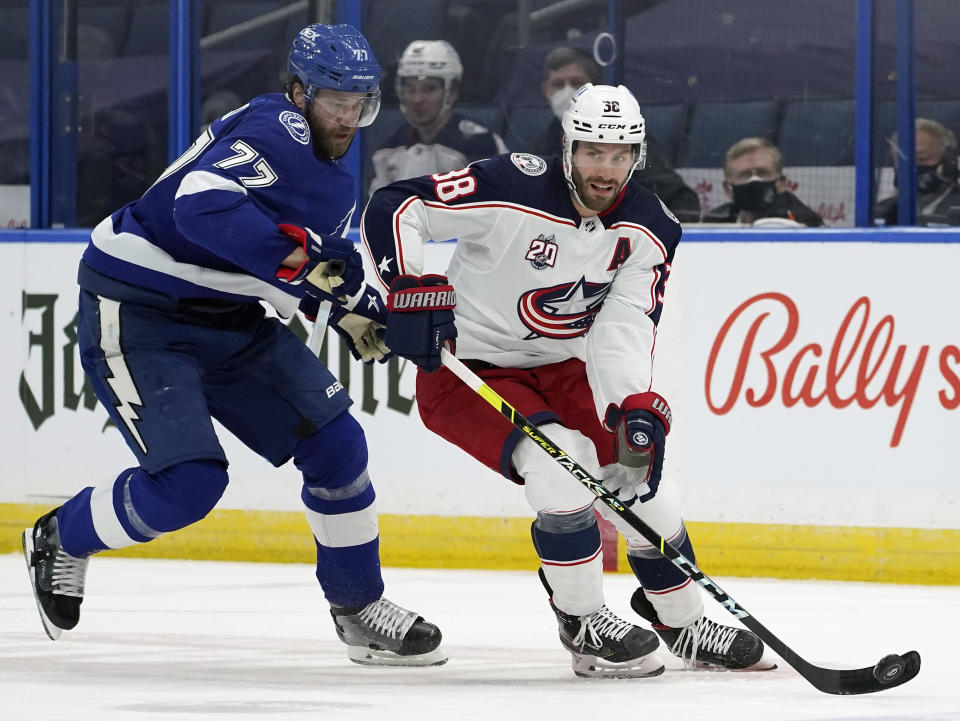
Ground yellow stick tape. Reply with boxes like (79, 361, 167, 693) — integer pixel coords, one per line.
(3, 504, 957, 584)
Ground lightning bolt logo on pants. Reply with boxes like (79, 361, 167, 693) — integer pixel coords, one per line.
(98, 297, 148, 454)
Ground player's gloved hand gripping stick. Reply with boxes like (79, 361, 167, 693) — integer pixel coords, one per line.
(277, 223, 364, 301)
(439, 347, 920, 696)
(300, 274, 390, 364)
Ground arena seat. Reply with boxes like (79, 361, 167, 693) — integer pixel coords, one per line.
(779, 99, 856, 166)
(205, 1, 286, 53)
(1, 2, 28, 60)
(77, 1, 128, 58)
(679, 100, 778, 167)
(640, 103, 687, 167)
(458, 104, 505, 139)
(502, 105, 553, 153)
(123, 1, 168, 56)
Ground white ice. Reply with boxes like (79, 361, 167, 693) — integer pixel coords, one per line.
(1, 554, 957, 721)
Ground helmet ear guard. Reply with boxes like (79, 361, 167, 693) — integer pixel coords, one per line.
(560, 84, 648, 203)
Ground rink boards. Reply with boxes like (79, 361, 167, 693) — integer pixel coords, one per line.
(1, 230, 958, 584)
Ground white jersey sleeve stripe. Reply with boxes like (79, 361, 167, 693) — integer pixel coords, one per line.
(90, 217, 300, 316)
(175, 170, 248, 199)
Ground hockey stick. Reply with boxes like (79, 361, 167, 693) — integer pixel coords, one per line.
(439, 348, 921, 695)
(305, 259, 346, 355)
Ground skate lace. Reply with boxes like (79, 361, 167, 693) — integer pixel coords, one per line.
(671, 617, 738, 670)
(359, 598, 418, 640)
(50, 548, 88, 597)
(572, 605, 632, 652)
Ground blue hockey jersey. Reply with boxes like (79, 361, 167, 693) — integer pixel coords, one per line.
(80, 93, 358, 317)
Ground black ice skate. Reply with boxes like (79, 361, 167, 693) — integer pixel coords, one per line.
(22, 508, 90, 641)
(630, 588, 774, 670)
(330, 597, 447, 666)
(551, 601, 664, 678)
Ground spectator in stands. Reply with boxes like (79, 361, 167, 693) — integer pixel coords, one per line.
(527, 46, 700, 223)
(369, 40, 507, 196)
(875, 118, 960, 226)
(704, 137, 823, 226)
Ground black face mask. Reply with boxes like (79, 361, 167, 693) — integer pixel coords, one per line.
(916, 164, 947, 195)
(731, 179, 778, 213)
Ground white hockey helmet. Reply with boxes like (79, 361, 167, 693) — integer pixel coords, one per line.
(561, 84, 647, 201)
(396, 40, 463, 107)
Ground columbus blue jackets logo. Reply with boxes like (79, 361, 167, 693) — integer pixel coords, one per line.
(279, 110, 310, 145)
(517, 276, 609, 339)
(510, 153, 547, 176)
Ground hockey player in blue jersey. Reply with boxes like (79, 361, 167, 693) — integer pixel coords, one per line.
(361, 84, 770, 677)
(21, 24, 446, 667)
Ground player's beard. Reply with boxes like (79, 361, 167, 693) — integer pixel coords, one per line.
(572, 166, 625, 213)
(311, 121, 357, 160)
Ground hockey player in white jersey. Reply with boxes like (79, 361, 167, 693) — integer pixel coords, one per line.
(368, 40, 507, 196)
(361, 84, 769, 677)
(21, 24, 446, 668)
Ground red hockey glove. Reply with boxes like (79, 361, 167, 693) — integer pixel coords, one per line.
(276, 224, 363, 300)
(385, 274, 457, 373)
(603, 392, 672, 505)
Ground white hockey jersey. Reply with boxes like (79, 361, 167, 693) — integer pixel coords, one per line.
(360, 152, 681, 420)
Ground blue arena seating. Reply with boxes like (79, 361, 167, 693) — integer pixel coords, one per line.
(123, 1, 168, 56)
(502, 105, 553, 153)
(779, 99, 856, 166)
(679, 100, 778, 167)
(205, 1, 286, 53)
(640, 103, 688, 167)
(458, 104, 505, 139)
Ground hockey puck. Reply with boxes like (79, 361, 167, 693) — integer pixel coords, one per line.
(873, 653, 906, 684)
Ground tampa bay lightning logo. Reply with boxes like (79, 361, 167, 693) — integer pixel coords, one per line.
(517, 276, 609, 339)
(279, 110, 310, 144)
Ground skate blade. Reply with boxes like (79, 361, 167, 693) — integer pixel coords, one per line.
(684, 657, 779, 672)
(346, 645, 448, 667)
(571, 651, 665, 679)
(21, 529, 62, 641)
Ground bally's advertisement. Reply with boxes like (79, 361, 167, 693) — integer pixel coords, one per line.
(2, 234, 958, 582)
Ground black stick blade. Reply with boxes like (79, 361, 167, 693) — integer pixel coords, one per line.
(808, 650, 921, 695)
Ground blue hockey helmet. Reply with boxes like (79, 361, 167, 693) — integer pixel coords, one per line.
(287, 24, 382, 127)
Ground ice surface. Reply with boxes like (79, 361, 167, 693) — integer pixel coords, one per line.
(1, 555, 957, 720)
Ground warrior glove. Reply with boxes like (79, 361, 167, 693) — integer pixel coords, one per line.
(276, 223, 364, 301)
(385, 274, 457, 373)
(603, 392, 672, 505)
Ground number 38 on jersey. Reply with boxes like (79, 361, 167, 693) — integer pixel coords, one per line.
(431, 168, 477, 202)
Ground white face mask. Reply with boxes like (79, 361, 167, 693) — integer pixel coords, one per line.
(550, 85, 579, 120)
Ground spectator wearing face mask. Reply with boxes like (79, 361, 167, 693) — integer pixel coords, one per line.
(875, 118, 960, 226)
(527, 46, 700, 223)
(703, 137, 823, 226)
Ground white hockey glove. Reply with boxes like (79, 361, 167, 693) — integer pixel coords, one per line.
(328, 285, 392, 364)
